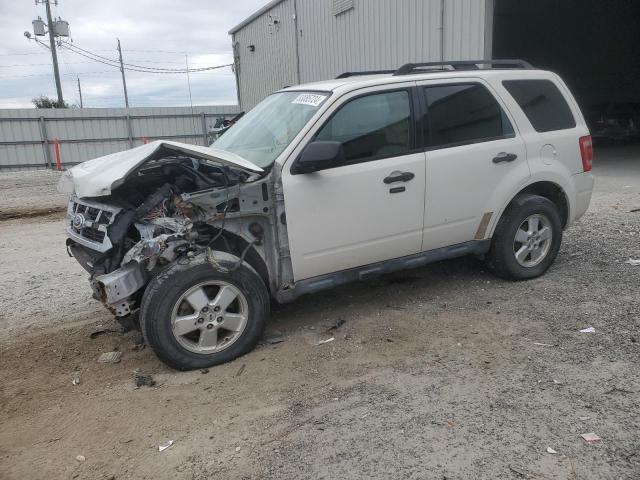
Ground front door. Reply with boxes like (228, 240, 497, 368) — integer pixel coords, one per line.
(281, 86, 426, 281)
(416, 80, 530, 250)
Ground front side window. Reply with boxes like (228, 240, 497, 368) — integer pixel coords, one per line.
(503, 79, 576, 133)
(423, 83, 514, 149)
(213, 91, 329, 168)
(315, 90, 412, 165)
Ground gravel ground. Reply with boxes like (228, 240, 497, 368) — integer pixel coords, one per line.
(0, 169, 67, 216)
(0, 146, 639, 479)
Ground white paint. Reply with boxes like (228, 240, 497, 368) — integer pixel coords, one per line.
(416, 77, 529, 250)
(278, 69, 593, 281)
(281, 82, 426, 281)
(540, 144, 557, 166)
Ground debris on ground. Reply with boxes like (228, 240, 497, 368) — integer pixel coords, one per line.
(604, 386, 635, 395)
(579, 327, 596, 333)
(579, 416, 591, 421)
(200, 368, 209, 374)
(235, 364, 246, 377)
(131, 342, 145, 352)
(75, 455, 86, 462)
(97, 351, 122, 364)
(134, 372, 156, 388)
(158, 440, 174, 452)
(508, 464, 528, 477)
(89, 327, 124, 339)
(315, 337, 335, 346)
(72, 373, 80, 386)
(580, 432, 602, 444)
(546, 446, 558, 454)
(129, 332, 145, 351)
(262, 333, 286, 345)
(533, 342, 554, 347)
(328, 319, 346, 332)
(235, 446, 241, 452)
(624, 258, 640, 266)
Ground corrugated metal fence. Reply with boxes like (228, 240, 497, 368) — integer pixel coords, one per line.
(0, 105, 240, 170)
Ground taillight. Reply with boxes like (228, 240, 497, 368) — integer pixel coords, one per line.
(579, 135, 593, 172)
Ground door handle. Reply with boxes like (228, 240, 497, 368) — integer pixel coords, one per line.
(492, 152, 518, 164)
(383, 171, 415, 184)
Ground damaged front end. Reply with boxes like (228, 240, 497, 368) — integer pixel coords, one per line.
(62, 141, 277, 320)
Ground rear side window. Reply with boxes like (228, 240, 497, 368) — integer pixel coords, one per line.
(422, 83, 514, 149)
(315, 90, 412, 165)
(503, 80, 576, 132)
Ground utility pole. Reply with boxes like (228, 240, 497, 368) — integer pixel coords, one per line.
(42, 0, 64, 106)
(77, 76, 83, 108)
(117, 38, 130, 108)
(185, 54, 196, 131)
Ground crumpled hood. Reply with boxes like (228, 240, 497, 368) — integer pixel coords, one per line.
(57, 140, 263, 198)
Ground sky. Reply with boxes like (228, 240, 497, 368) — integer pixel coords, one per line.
(0, 0, 266, 108)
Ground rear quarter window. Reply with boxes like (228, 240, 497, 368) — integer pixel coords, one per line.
(503, 79, 576, 133)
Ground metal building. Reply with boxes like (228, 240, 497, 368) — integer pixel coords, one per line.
(230, 0, 492, 110)
(230, 0, 640, 131)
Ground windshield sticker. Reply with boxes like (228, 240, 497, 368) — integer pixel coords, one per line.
(292, 93, 327, 107)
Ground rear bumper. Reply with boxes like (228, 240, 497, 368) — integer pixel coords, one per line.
(570, 171, 595, 223)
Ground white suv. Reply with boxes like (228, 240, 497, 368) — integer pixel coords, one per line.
(60, 60, 594, 370)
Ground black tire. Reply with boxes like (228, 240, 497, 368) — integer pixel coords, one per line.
(140, 256, 269, 370)
(487, 194, 562, 280)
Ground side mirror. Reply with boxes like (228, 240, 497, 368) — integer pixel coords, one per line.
(291, 141, 346, 174)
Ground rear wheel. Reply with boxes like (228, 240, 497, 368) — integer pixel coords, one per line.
(487, 194, 562, 280)
(140, 257, 269, 370)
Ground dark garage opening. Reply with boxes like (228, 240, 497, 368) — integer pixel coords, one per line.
(493, 0, 640, 146)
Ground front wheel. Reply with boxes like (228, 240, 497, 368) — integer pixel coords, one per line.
(487, 194, 563, 280)
(140, 257, 269, 370)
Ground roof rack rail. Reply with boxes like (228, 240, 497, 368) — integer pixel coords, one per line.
(336, 69, 395, 79)
(393, 59, 535, 76)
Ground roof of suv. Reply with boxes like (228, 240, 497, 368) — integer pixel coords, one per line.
(280, 62, 556, 95)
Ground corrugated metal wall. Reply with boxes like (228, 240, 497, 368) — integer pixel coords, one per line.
(232, 0, 489, 110)
(0, 105, 240, 170)
(232, 0, 299, 110)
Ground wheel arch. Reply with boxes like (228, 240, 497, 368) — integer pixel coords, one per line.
(489, 181, 570, 238)
(194, 224, 271, 292)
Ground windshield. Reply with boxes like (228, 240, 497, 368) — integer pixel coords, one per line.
(212, 91, 329, 168)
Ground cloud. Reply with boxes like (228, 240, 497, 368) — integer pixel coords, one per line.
(0, 0, 266, 108)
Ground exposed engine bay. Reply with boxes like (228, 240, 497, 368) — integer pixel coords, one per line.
(64, 144, 280, 319)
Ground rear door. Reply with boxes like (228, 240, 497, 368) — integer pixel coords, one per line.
(416, 79, 530, 250)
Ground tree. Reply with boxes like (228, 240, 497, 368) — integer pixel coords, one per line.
(32, 95, 69, 109)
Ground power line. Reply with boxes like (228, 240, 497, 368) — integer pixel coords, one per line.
(61, 42, 233, 73)
(0, 70, 233, 79)
(0, 59, 230, 68)
(0, 51, 51, 56)
(90, 48, 229, 55)
(0, 70, 119, 78)
(1, 49, 230, 56)
(0, 61, 108, 67)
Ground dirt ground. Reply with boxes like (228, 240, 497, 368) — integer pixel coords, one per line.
(1, 147, 639, 480)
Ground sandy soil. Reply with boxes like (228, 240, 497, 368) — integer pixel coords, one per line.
(0, 170, 67, 216)
(0, 147, 639, 479)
